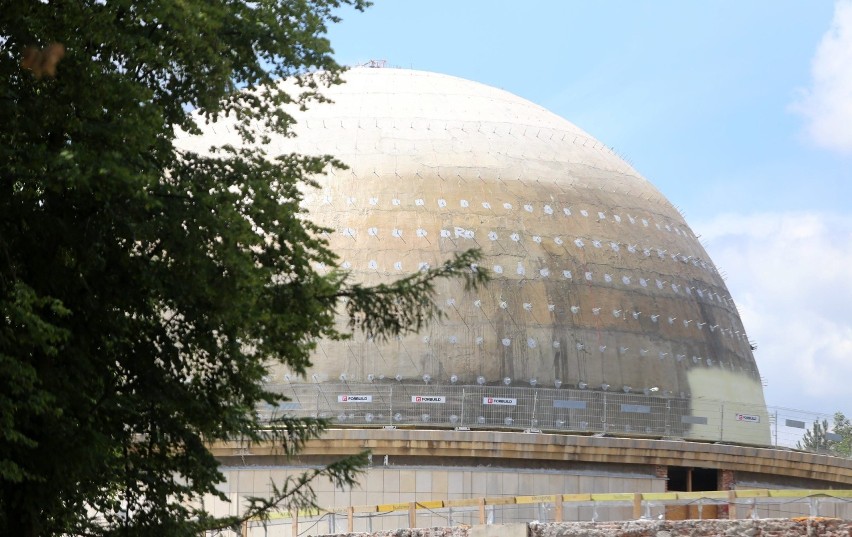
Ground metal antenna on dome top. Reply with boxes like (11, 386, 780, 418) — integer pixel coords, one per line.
(364, 59, 387, 68)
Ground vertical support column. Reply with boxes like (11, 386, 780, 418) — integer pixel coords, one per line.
(554, 495, 563, 522)
(347, 507, 354, 533)
(719, 469, 736, 519)
(478, 498, 486, 525)
(409, 502, 416, 528)
(655, 465, 668, 489)
(632, 493, 643, 519)
(291, 510, 299, 537)
(727, 490, 737, 520)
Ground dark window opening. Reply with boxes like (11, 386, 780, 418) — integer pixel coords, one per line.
(666, 466, 718, 492)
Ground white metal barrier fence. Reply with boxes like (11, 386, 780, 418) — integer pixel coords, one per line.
(259, 382, 845, 452)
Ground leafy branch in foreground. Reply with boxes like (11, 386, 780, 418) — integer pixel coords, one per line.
(338, 249, 487, 341)
(0, 0, 492, 536)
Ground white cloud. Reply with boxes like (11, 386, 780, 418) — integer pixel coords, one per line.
(792, 0, 852, 153)
(697, 212, 852, 414)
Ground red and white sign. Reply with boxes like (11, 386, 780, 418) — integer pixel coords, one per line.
(338, 395, 372, 403)
(482, 397, 517, 406)
(411, 396, 446, 403)
(735, 413, 760, 423)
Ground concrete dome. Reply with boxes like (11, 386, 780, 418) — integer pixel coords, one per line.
(182, 67, 770, 445)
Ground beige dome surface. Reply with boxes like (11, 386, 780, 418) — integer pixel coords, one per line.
(180, 67, 770, 445)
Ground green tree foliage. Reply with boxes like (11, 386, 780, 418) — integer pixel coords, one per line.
(797, 412, 852, 457)
(0, 2, 485, 535)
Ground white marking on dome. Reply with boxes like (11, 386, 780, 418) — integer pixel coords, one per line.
(368, 260, 377, 270)
(592, 308, 601, 315)
(449, 335, 457, 344)
(475, 336, 484, 345)
(563, 208, 572, 216)
(642, 219, 649, 227)
(394, 261, 402, 271)
(342, 227, 356, 238)
(610, 242, 620, 252)
(323, 194, 333, 204)
(614, 215, 622, 223)
(598, 212, 606, 220)
(341, 261, 352, 269)
(604, 274, 612, 283)
(599, 345, 607, 352)
(643, 248, 651, 257)
(369, 197, 378, 206)
(532, 235, 542, 243)
(392, 228, 403, 238)
(437, 198, 447, 208)
(628, 215, 636, 224)
(499, 301, 508, 309)
(460, 199, 469, 208)
(570, 306, 580, 314)
(368, 227, 378, 236)
(524, 204, 533, 212)
(488, 231, 498, 241)
(516, 263, 526, 276)
(656, 279, 664, 289)
(439, 229, 450, 238)
(422, 336, 430, 343)
(482, 201, 491, 209)
(553, 341, 560, 348)
(418, 262, 430, 271)
(523, 303, 532, 311)
(671, 283, 679, 293)
(539, 268, 550, 277)
(574, 238, 585, 248)
(554, 237, 563, 245)
(446, 298, 456, 306)
(580, 209, 589, 217)
(585, 271, 593, 281)
(592, 240, 602, 248)
(562, 270, 572, 279)
(510, 233, 520, 242)
(527, 338, 537, 349)
(347, 196, 356, 205)
(502, 338, 511, 347)
(416, 228, 428, 237)
(493, 265, 503, 273)
(392, 198, 401, 206)
(612, 309, 621, 318)
(576, 342, 585, 350)
(543, 205, 554, 215)
(454, 227, 467, 238)
(415, 198, 424, 206)
(622, 276, 631, 285)
(503, 202, 513, 210)
(639, 278, 647, 287)
(473, 299, 482, 308)
(548, 304, 555, 311)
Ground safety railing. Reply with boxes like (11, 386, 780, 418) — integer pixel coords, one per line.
(231, 489, 852, 536)
(259, 382, 845, 452)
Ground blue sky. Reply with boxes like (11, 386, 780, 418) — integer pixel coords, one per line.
(326, 1, 852, 416)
